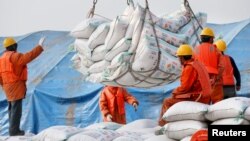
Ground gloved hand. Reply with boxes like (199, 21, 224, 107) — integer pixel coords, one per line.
(106, 114, 112, 122)
(133, 103, 138, 112)
(38, 37, 46, 47)
(236, 86, 241, 91)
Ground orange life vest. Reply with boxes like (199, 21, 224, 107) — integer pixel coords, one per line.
(0, 51, 27, 84)
(191, 60, 212, 97)
(194, 43, 219, 74)
(222, 55, 234, 85)
(174, 60, 211, 100)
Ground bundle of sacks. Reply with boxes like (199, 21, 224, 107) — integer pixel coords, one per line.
(205, 97, 250, 125)
(161, 101, 209, 140)
(160, 97, 250, 141)
(28, 119, 175, 141)
(70, 0, 207, 88)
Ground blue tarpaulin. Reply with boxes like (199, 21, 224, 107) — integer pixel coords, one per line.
(0, 19, 250, 135)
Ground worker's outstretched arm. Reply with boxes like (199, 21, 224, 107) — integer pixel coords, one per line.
(123, 88, 139, 106)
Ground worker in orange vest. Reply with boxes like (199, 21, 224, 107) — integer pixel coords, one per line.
(99, 85, 139, 124)
(215, 39, 241, 98)
(0, 37, 45, 136)
(158, 44, 211, 127)
(194, 27, 224, 104)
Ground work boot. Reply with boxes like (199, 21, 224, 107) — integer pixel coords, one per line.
(14, 130, 25, 136)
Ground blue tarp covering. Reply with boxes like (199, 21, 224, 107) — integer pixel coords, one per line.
(0, 19, 250, 135)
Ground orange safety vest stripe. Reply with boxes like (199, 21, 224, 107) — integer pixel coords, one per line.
(222, 55, 234, 85)
(194, 43, 219, 74)
(0, 51, 27, 84)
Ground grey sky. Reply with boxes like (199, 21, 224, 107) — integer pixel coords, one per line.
(0, 0, 249, 36)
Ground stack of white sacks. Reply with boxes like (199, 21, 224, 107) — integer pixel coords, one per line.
(162, 101, 209, 140)
(160, 97, 250, 141)
(29, 119, 176, 141)
(70, 0, 207, 87)
(2, 97, 250, 141)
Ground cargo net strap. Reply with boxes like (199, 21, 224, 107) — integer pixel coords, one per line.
(113, 0, 177, 87)
(184, 0, 203, 44)
(184, 0, 203, 30)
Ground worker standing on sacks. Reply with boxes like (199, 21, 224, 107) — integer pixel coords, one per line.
(0, 37, 45, 136)
(215, 39, 241, 99)
(99, 86, 139, 124)
(158, 44, 211, 126)
(194, 27, 224, 104)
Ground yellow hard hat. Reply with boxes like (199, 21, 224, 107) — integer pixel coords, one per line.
(176, 44, 193, 56)
(215, 39, 227, 52)
(3, 37, 16, 48)
(200, 27, 215, 37)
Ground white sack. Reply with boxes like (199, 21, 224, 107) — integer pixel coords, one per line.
(179, 13, 207, 37)
(122, 1, 135, 21)
(84, 122, 124, 130)
(115, 72, 140, 86)
(142, 22, 188, 47)
(105, 38, 131, 61)
(205, 97, 250, 121)
(113, 135, 143, 141)
(71, 54, 89, 75)
(77, 53, 94, 68)
(103, 52, 131, 81)
(105, 16, 129, 50)
(67, 129, 120, 141)
(211, 118, 250, 125)
(164, 120, 207, 140)
(0, 136, 33, 141)
(70, 18, 107, 39)
(132, 42, 159, 72)
(32, 125, 82, 141)
(163, 101, 209, 122)
(244, 106, 250, 120)
(160, 7, 191, 33)
(125, 5, 145, 39)
(116, 119, 157, 132)
(91, 45, 107, 62)
(180, 136, 192, 141)
(87, 23, 110, 50)
(88, 60, 110, 74)
(85, 72, 103, 83)
(74, 39, 90, 57)
(132, 72, 164, 85)
(156, 50, 181, 78)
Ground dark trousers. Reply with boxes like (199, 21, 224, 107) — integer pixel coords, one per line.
(223, 85, 236, 99)
(8, 99, 22, 136)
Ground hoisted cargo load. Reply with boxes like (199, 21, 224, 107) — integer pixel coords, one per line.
(70, 0, 207, 88)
